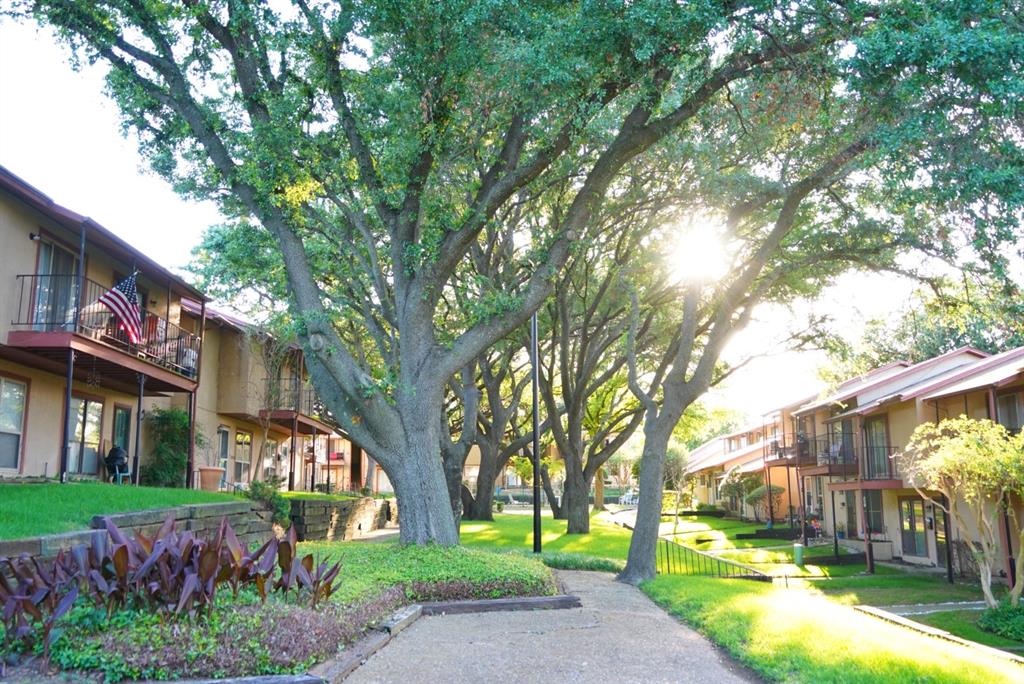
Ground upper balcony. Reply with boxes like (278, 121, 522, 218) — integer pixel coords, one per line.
(8, 274, 200, 392)
(861, 444, 901, 481)
(262, 377, 340, 435)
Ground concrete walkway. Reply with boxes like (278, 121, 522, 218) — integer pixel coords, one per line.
(347, 570, 758, 683)
(879, 600, 988, 616)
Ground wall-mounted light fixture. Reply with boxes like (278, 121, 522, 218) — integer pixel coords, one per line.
(28, 232, 41, 241)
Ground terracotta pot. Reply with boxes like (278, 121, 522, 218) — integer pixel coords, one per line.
(197, 466, 225, 492)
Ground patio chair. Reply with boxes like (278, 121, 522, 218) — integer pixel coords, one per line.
(104, 446, 130, 485)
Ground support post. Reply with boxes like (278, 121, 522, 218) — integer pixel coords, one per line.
(289, 414, 298, 491)
(862, 490, 875, 574)
(764, 459, 774, 526)
(133, 373, 146, 485)
(1003, 495, 1016, 589)
(830, 483, 839, 560)
(943, 494, 954, 584)
(59, 350, 75, 482)
(787, 464, 794, 529)
(186, 390, 196, 488)
(310, 425, 318, 492)
(530, 311, 542, 554)
(798, 470, 808, 546)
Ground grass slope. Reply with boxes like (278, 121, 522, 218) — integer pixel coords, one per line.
(0, 482, 238, 539)
(461, 510, 632, 561)
(644, 575, 1022, 683)
(913, 609, 1024, 650)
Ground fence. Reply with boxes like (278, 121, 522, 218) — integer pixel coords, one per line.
(656, 537, 772, 581)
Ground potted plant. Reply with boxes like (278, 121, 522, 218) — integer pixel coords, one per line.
(196, 438, 223, 492)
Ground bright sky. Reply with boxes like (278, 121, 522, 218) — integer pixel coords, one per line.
(0, 18, 915, 421)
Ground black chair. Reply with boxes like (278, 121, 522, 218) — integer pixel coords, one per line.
(105, 446, 130, 485)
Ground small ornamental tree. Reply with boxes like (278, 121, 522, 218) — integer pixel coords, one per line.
(744, 484, 784, 524)
(899, 417, 1024, 608)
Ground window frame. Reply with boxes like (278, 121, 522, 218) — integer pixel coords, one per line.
(0, 373, 30, 473)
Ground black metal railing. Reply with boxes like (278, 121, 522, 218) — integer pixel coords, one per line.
(656, 537, 772, 582)
(764, 434, 817, 466)
(862, 445, 900, 480)
(808, 434, 859, 467)
(12, 274, 200, 379)
(271, 379, 336, 425)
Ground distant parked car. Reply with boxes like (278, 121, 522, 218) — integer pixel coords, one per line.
(618, 489, 639, 506)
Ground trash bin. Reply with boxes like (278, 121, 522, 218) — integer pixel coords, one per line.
(793, 542, 804, 567)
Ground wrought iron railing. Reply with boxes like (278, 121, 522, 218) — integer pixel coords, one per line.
(656, 537, 772, 581)
(271, 379, 336, 425)
(862, 445, 900, 480)
(12, 274, 200, 379)
(808, 434, 859, 467)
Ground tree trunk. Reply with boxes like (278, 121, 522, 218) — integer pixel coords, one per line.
(387, 444, 459, 545)
(618, 421, 672, 584)
(465, 446, 501, 521)
(564, 468, 591, 534)
(442, 447, 465, 535)
(540, 464, 562, 518)
(593, 467, 606, 512)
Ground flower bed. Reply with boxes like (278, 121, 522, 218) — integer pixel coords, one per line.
(2, 518, 555, 681)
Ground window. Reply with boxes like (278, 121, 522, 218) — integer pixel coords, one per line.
(113, 406, 131, 451)
(69, 396, 103, 474)
(0, 377, 27, 470)
(234, 431, 252, 483)
(996, 392, 1023, 434)
(864, 490, 883, 536)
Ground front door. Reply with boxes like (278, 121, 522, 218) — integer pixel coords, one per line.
(113, 406, 131, 451)
(844, 490, 858, 538)
(68, 396, 102, 474)
(900, 498, 927, 557)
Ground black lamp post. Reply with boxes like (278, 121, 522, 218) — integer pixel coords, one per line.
(531, 311, 542, 554)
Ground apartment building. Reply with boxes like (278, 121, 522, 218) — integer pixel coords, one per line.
(173, 300, 391, 493)
(0, 164, 389, 494)
(0, 165, 205, 482)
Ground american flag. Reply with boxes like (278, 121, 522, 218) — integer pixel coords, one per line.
(98, 272, 142, 344)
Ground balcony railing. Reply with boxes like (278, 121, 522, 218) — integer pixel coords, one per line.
(862, 445, 900, 480)
(269, 379, 336, 425)
(808, 434, 859, 467)
(12, 274, 200, 379)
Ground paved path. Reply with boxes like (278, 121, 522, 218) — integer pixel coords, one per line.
(879, 600, 988, 616)
(347, 570, 757, 683)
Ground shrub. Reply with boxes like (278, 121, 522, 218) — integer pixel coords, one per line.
(140, 407, 207, 488)
(978, 601, 1024, 641)
(246, 475, 292, 528)
(537, 551, 624, 573)
(696, 502, 720, 512)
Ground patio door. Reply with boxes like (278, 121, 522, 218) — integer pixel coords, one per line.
(112, 406, 131, 451)
(33, 241, 79, 331)
(900, 498, 927, 557)
(844, 490, 858, 537)
(68, 396, 102, 474)
(863, 416, 889, 479)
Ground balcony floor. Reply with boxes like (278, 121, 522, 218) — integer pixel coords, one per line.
(4, 331, 197, 393)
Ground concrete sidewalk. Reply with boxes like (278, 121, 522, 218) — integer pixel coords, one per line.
(347, 570, 758, 683)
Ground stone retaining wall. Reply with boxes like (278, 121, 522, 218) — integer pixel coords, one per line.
(289, 497, 395, 542)
(0, 501, 276, 562)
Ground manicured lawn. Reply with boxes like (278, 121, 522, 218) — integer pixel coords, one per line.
(718, 545, 897, 578)
(800, 573, 988, 606)
(301, 540, 557, 604)
(913, 609, 1024, 651)
(0, 482, 239, 539)
(644, 575, 1021, 683)
(662, 515, 799, 550)
(460, 510, 632, 561)
(281, 491, 361, 502)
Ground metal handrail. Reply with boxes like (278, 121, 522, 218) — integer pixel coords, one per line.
(12, 273, 200, 379)
(656, 536, 772, 582)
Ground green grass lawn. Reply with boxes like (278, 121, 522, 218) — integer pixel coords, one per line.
(644, 575, 1021, 683)
(300, 540, 557, 604)
(0, 482, 239, 539)
(912, 609, 1024, 651)
(461, 510, 632, 561)
(463, 512, 1013, 682)
(281, 490, 361, 502)
(661, 515, 800, 551)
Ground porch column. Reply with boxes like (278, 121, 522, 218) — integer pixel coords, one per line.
(763, 460, 774, 524)
(786, 464, 794, 529)
(59, 350, 76, 483)
(830, 480, 839, 560)
(132, 373, 146, 485)
(862, 489, 875, 573)
(310, 425, 318, 492)
(942, 494, 954, 584)
(288, 414, 298, 491)
(186, 390, 196, 489)
(798, 470, 808, 546)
